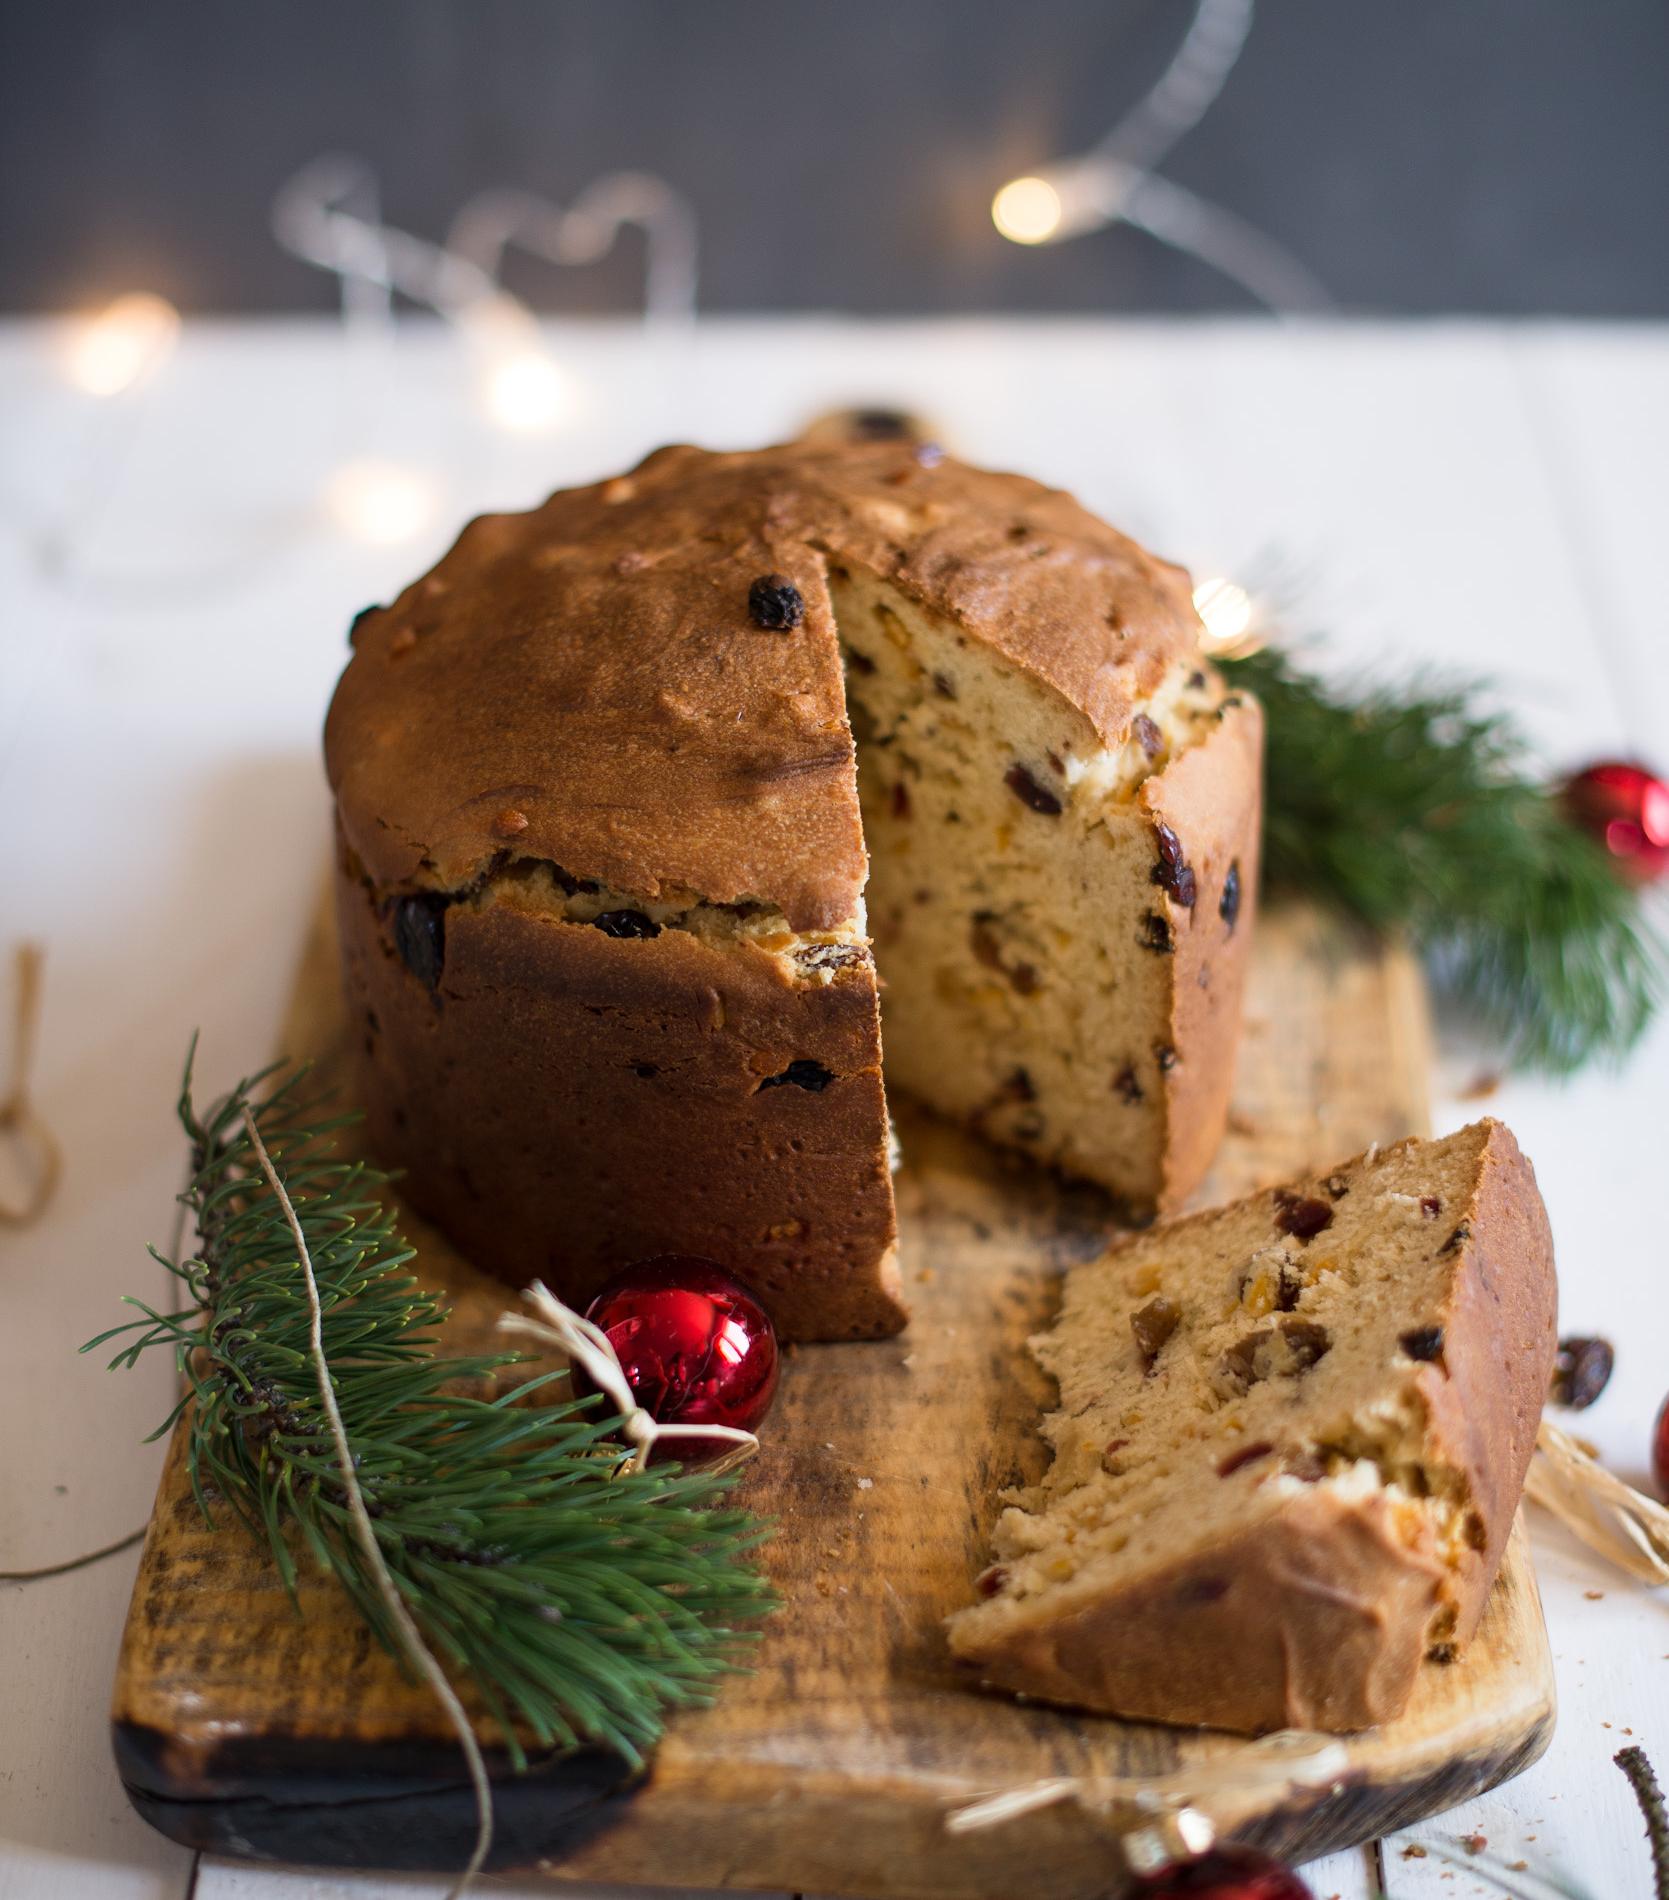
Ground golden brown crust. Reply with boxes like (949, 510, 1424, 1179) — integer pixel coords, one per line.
(325, 441, 1204, 932)
(325, 442, 1252, 1339)
(334, 852, 906, 1343)
(953, 1484, 1446, 1732)
(1144, 694, 1264, 1210)
(1412, 1119, 1557, 1647)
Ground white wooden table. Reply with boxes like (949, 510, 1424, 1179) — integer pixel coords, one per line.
(3, 316, 1666, 1900)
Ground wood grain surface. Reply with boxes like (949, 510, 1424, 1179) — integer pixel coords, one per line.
(110, 899, 1554, 1895)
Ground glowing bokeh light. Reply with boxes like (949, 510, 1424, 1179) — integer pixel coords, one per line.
(1192, 576, 1263, 657)
(992, 175, 1064, 246)
(482, 349, 567, 433)
(65, 292, 181, 397)
(324, 458, 441, 546)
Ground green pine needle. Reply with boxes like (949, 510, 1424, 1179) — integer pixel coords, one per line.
(86, 1046, 776, 1770)
(1225, 644, 1666, 1074)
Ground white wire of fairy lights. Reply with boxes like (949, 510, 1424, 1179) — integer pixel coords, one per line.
(30, 150, 699, 593)
(446, 175, 698, 328)
(991, 0, 1332, 314)
(262, 152, 699, 538)
(271, 152, 696, 433)
(271, 152, 698, 323)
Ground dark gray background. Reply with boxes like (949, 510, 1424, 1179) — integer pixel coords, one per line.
(3, 0, 1665, 316)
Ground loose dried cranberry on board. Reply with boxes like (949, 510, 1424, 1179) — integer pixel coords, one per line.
(1550, 1336, 1614, 1410)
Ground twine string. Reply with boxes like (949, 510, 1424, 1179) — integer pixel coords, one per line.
(0, 943, 63, 1227)
(500, 1281, 760, 1477)
(947, 1729, 1349, 1834)
(0, 1527, 147, 1584)
(242, 1109, 493, 1900)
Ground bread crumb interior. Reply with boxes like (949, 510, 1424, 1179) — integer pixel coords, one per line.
(832, 566, 1224, 1204)
(948, 1124, 1494, 1664)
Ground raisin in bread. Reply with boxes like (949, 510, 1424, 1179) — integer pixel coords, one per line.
(324, 441, 1262, 1341)
(947, 1120, 1556, 1731)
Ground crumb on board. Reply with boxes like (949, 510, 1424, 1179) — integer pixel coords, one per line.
(1462, 1833, 1487, 1854)
(1585, 1589, 1605, 1600)
(1401, 1844, 1428, 1859)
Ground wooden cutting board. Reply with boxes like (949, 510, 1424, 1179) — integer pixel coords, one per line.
(111, 900, 1554, 1894)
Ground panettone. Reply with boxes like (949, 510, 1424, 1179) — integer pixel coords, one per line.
(324, 441, 1263, 1340)
(947, 1119, 1557, 1731)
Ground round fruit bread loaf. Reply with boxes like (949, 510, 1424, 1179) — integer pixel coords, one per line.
(324, 440, 1263, 1340)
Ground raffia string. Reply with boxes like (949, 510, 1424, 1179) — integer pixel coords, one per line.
(499, 1281, 761, 1476)
(0, 1526, 147, 1584)
(946, 1728, 1348, 1834)
(241, 1110, 493, 1900)
(1528, 1418, 1669, 1585)
(0, 943, 62, 1226)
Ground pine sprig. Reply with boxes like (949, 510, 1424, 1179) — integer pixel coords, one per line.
(86, 1049, 776, 1769)
(1225, 644, 1667, 1073)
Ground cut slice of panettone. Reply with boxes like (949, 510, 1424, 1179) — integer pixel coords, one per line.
(947, 1119, 1556, 1732)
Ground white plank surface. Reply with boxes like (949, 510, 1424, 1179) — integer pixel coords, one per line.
(2, 317, 1666, 1900)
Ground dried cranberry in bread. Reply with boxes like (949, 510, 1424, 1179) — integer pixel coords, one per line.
(324, 441, 1262, 1340)
(947, 1119, 1557, 1730)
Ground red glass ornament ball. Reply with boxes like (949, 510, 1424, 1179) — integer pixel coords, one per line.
(1135, 1847, 1313, 1899)
(575, 1257, 780, 1461)
(1653, 1393, 1669, 1501)
(1564, 760, 1669, 882)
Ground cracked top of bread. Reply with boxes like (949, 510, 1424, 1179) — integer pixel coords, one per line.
(324, 440, 1206, 931)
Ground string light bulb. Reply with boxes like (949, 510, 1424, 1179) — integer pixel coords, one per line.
(482, 347, 567, 433)
(984, 0, 1332, 312)
(324, 457, 440, 546)
(992, 175, 1066, 246)
(1192, 576, 1265, 658)
(458, 292, 568, 433)
(65, 292, 180, 397)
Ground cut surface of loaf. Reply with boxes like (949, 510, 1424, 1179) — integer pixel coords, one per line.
(324, 441, 1262, 1339)
(835, 567, 1256, 1201)
(947, 1119, 1557, 1731)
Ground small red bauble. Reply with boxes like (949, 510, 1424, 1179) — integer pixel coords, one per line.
(575, 1257, 780, 1461)
(1653, 1393, 1669, 1501)
(1134, 1847, 1312, 1899)
(1563, 760, 1669, 882)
